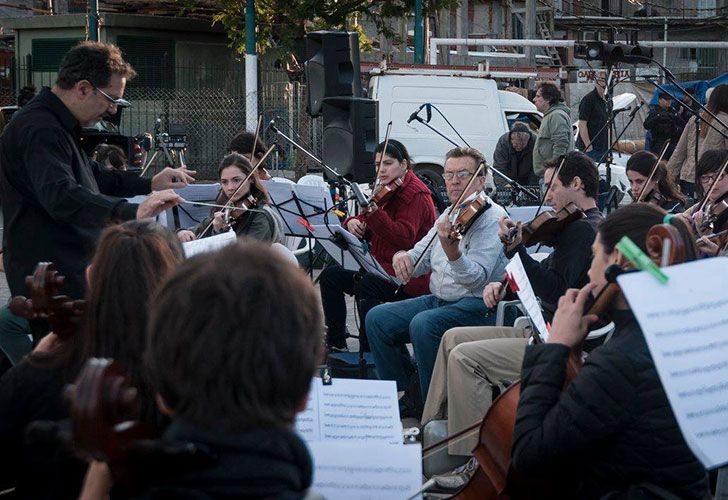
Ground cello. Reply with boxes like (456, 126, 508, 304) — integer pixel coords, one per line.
(442, 222, 688, 499)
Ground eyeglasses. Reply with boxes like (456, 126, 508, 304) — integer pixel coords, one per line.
(700, 173, 725, 185)
(443, 170, 475, 181)
(93, 85, 131, 108)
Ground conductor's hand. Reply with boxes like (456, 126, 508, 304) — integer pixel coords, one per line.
(347, 218, 367, 239)
(483, 281, 504, 309)
(547, 284, 599, 349)
(136, 190, 182, 219)
(151, 167, 197, 190)
(177, 230, 197, 243)
(392, 251, 414, 283)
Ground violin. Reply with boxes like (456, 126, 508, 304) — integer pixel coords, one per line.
(630, 187, 665, 207)
(699, 191, 728, 235)
(505, 202, 585, 253)
(8, 262, 86, 341)
(368, 176, 403, 209)
(449, 192, 491, 241)
(224, 192, 259, 228)
(447, 222, 687, 499)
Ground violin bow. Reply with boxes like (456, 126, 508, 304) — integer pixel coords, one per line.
(196, 144, 276, 238)
(636, 140, 671, 203)
(374, 121, 393, 181)
(250, 115, 263, 164)
(697, 154, 728, 213)
(394, 160, 487, 295)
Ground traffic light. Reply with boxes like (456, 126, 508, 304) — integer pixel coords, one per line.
(322, 97, 378, 183)
(574, 42, 653, 65)
(304, 31, 362, 117)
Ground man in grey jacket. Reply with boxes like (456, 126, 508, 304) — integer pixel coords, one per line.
(366, 147, 507, 417)
(533, 82, 575, 178)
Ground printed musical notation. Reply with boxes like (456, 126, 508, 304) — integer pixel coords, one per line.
(619, 257, 728, 469)
(296, 378, 402, 445)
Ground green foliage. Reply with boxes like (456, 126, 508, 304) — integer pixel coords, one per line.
(182, 0, 459, 56)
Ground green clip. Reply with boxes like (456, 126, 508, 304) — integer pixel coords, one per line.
(616, 236, 669, 284)
(361, 240, 369, 254)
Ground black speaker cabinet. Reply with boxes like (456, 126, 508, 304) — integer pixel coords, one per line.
(322, 97, 378, 183)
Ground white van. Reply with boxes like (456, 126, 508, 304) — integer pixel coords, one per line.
(368, 71, 541, 188)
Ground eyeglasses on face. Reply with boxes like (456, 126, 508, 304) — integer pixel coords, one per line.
(92, 84, 131, 108)
(443, 170, 475, 181)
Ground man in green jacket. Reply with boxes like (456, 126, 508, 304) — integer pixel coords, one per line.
(532, 82, 575, 179)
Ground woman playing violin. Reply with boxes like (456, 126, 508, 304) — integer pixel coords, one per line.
(177, 153, 279, 244)
(626, 150, 686, 213)
(684, 149, 728, 256)
(0, 220, 183, 498)
(511, 203, 709, 499)
(319, 139, 436, 351)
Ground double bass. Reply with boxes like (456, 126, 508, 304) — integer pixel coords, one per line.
(443, 223, 688, 499)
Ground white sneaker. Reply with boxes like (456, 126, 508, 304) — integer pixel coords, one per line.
(432, 457, 478, 490)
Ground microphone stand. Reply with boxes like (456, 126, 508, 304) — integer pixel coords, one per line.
(409, 111, 539, 203)
(269, 122, 370, 208)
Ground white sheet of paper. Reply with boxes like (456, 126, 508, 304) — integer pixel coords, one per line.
(505, 253, 549, 341)
(308, 441, 422, 500)
(295, 378, 402, 445)
(182, 230, 236, 258)
(618, 257, 728, 469)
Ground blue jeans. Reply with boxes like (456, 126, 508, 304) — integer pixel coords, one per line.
(366, 295, 496, 399)
(586, 149, 607, 163)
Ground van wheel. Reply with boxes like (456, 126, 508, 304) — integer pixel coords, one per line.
(414, 166, 449, 213)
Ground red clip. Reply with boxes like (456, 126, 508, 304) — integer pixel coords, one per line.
(504, 272, 520, 293)
(298, 216, 314, 233)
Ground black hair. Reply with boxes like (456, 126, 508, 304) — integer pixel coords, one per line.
(536, 82, 562, 106)
(598, 203, 697, 262)
(543, 151, 599, 199)
(375, 138, 411, 165)
(145, 241, 324, 431)
(92, 143, 127, 171)
(626, 151, 686, 204)
(227, 131, 269, 166)
(56, 41, 136, 89)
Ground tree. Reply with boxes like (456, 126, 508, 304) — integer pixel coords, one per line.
(180, 0, 459, 56)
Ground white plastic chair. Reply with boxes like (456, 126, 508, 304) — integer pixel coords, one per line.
(271, 242, 299, 267)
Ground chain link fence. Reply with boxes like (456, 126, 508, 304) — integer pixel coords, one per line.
(1, 60, 323, 181)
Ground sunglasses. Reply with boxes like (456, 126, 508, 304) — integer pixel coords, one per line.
(93, 85, 131, 108)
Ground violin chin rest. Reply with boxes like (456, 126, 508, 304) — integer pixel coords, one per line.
(604, 264, 625, 284)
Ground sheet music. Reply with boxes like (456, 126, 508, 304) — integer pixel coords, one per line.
(310, 224, 399, 285)
(264, 181, 334, 237)
(618, 257, 728, 469)
(295, 378, 402, 445)
(182, 230, 236, 258)
(308, 441, 422, 500)
(504, 253, 549, 341)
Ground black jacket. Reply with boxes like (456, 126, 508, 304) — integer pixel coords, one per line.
(0, 87, 151, 299)
(492, 130, 538, 187)
(512, 310, 709, 500)
(130, 422, 314, 499)
(643, 107, 684, 160)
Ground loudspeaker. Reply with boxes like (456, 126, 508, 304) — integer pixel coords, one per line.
(305, 31, 362, 117)
(322, 97, 378, 183)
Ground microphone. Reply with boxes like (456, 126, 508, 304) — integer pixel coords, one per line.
(628, 101, 645, 118)
(407, 104, 427, 124)
(268, 120, 279, 134)
(425, 103, 432, 123)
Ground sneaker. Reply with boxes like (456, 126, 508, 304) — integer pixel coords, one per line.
(328, 344, 349, 353)
(432, 457, 478, 490)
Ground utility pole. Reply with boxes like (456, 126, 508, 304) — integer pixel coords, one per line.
(525, 0, 536, 67)
(245, 0, 258, 131)
(456, 0, 469, 63)
(415, 0, 424, 63)
(89, 0, 99, 41)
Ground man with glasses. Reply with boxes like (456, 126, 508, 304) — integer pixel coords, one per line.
(366, 147, 507, 419)
(0, 41, 194, 310)
(577, 72, 610, 162)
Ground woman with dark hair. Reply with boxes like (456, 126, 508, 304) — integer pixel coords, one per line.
(511, 203, 709, 499)
(668, 84, 728, 197)
(227, 130, 272, 180)
(319, 139, 436, 351)
(177, 153, 279, 244)
(626, 150, 686, 212)
(0, 220, 184, 498)
(682, 149, 728, 256)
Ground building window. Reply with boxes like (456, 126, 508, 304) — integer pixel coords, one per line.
(116, 36, 175, 88)
(31, 38, 83, 71)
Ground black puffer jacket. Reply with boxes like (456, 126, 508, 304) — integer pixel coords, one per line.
(512, 310, 710, 500)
